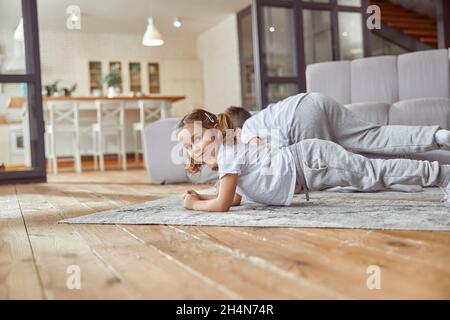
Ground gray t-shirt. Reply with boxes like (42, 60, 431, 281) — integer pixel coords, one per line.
(217, 143, 296, 206)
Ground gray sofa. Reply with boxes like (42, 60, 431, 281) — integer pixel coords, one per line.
(144, 49, 450, 184)
(306, 48, 450, 164)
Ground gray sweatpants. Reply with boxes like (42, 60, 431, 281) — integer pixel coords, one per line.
(290, 93, 441, 155)
(287, 139, 450, 192)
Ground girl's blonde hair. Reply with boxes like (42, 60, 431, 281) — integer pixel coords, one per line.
(177, 108, 235, 175)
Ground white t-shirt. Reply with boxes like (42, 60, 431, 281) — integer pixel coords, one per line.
(217, 143, 297, 206)
(241, 93, 307, 147)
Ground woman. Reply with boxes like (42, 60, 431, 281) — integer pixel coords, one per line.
(240, 92, 450, 154)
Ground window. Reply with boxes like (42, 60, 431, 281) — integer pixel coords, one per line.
(267, 83, 299, 104)
(263, 7, 297, 77)
(246, 0, 439, 109)
(249, 0, 370, 109)
(338, 11, 363, 60)
(303, 9, 333, 65)
(338, 0, 361, 6)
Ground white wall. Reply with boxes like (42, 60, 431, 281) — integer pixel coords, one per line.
(197, 14, 242, 114)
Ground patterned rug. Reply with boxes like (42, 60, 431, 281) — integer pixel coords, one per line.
(59, 188, 450, 231)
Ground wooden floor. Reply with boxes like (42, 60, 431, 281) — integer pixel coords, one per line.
(1, 169, 450, 299)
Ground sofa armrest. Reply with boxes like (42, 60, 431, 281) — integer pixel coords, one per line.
(143, 118, 188, 184)
(143, 118, 219, 184)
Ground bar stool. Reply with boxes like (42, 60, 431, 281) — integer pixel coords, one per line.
(92, 100, 127, 171)
(132, 100, 161, 165)
(45, 101, 83, 174)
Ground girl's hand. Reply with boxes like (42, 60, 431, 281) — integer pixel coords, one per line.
(185, 189, 200, 199)
(183, 194, 198, 210)
(182, 174, 238, 212)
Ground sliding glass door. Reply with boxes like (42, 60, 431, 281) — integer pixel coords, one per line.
(238, 6, 257, 110)
(252, 0, 305, 108)
(0, 0, 46, 184)
(251, 0, 370, 109)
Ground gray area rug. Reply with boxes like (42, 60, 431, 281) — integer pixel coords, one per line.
(59, 188, 450, 231)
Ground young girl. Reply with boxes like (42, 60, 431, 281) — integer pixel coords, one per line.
(177, 109, 450, 212)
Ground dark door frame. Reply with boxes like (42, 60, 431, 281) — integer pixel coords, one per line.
(237, 6, 254, 109)
(437, 0, 450, 48)
(0, 0, 46, 184)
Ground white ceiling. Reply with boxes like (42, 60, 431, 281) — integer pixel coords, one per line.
(0, 0, 252, 36)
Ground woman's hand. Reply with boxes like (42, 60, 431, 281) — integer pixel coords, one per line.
(183, 193, 198, 210)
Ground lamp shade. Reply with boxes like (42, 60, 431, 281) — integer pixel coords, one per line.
(14, 18, 24, 42)
(142, 18, 164, 46)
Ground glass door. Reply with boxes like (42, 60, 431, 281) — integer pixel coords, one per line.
(0, 0, 46, 184)
(238, 6, 257, 110)
(252, 0, 305, 108)
(251, 0, 369, 108)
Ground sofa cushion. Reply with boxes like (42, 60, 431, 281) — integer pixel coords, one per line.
(344, 102, 390, 125)
(398, 49, 450, 100)
(306, 61, 351, 105)
(389, 98, 450, 129)
(351, 56, 399, 104)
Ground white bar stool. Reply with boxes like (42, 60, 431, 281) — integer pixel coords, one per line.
(45, 101, 83, 174)
(132, 100, 162, 164)
(92, 100, 127, 171)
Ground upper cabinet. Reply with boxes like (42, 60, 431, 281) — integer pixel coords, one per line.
(109, 61, 122, 93)
(88, 60, 162, 95)
(129, 62, 142, 93)
(88, 61, 102, 95)
(148, 63, 160, 94)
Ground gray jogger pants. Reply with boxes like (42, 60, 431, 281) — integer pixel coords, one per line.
(287, 139, 450, 192)
(289, 93, 441, 155)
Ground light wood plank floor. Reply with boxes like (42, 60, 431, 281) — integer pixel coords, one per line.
(1, 169, 450, 299)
